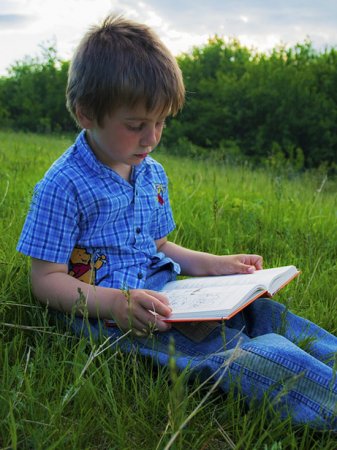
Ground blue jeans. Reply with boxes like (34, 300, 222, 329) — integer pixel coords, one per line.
(65, 268, 337, 430)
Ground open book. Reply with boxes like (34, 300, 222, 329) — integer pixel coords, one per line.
(162, 265, 300, 322)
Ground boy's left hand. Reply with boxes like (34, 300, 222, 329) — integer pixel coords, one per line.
(215, 254, 263, 275)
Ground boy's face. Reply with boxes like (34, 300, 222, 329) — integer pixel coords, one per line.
(79, 104, 167, 179)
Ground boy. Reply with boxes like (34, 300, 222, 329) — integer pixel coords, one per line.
(17, 15, 337, 430)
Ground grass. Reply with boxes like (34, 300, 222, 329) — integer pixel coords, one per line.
(0, 130, 337, 449)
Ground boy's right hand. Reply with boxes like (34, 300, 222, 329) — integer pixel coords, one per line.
(111, 289, 172, 336)
(30, 258, 172, 336)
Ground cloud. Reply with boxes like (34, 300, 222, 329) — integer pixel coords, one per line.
(0, 14, 36, 30)
(133, 0, 337, 52)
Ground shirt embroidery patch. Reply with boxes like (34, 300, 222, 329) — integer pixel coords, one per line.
(155, 183, 166, 205)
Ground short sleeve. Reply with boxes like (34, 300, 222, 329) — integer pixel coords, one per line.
(17, 178, 80, 263)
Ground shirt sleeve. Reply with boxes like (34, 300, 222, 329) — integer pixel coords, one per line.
(17, 177, 80, 263)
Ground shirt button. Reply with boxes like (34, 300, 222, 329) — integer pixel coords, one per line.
(136, 227, 141, 234)
(137, 272, 143, 279)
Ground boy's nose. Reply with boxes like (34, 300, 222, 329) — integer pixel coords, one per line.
(140, 126, 158, 148)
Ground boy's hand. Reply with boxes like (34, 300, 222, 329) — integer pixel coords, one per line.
(215, 254, 263, 275)
(111, 289, 172, 335)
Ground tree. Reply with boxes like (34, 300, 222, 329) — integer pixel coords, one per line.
(165, 38, 337, 168)
(0, 42, 74, 132)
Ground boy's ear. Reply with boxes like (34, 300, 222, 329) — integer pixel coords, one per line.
(76, 105, 94, 129)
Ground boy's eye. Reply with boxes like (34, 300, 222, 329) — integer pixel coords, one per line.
(126, 123, 144, 132)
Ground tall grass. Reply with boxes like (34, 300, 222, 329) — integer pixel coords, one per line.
(1, 130, 337, 449)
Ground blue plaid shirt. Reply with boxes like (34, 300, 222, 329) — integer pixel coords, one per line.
(17, 131, 180, 289)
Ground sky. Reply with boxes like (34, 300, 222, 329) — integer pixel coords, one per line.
(1, 0, 337, 75)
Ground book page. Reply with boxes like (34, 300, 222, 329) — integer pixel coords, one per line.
(266, 266, 299, 294)
(163, 284, 261, 315)
(163, 266, 298, 294)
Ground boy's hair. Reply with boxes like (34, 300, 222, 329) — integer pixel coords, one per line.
(66, 14, 185, 126)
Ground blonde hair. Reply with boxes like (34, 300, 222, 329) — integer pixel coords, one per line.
(66, 15, 185, 126)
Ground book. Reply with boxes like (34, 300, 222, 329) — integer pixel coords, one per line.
(162, 265, 300, 322)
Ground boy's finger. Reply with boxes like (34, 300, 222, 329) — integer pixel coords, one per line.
(249, 254, 263, 269)
(239, 263, 256, 274)
(145, 290, 171, 306)
(140, 293, 172, 317)
(134, 310, 171, 333)
(253, 257, 263, 270)
(154, 318, 171, 332)
(148, 312, 172, 332)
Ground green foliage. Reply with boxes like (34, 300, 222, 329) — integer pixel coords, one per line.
(0, 42, 74, 132)
(165, 38, 337, 169)
(1, 132, 337, 448)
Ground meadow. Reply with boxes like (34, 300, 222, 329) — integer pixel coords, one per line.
(0, 130, 337, 449)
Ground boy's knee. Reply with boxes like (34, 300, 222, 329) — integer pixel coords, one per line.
(252, 297, 287, 316)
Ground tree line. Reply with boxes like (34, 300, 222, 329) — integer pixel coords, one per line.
(1, 38, 337, 169)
